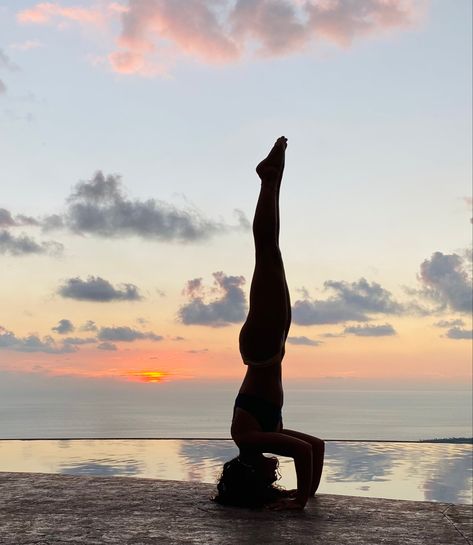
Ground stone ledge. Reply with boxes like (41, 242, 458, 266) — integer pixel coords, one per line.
(0, 472, 471, 545)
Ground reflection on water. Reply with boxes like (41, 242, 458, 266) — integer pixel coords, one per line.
(0, 440, 471, 504)
(59, 460, 144, 476)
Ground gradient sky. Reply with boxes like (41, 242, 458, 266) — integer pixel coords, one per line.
(0, 0, 471, 389)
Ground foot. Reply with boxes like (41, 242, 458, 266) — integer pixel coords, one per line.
(256, 136, 287, 182)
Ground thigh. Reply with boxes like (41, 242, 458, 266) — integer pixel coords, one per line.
(234, 430, 312, 459)
(280, 428, 325, 452)
(241, 257, 288, 358)
(239, 319, 285, 361)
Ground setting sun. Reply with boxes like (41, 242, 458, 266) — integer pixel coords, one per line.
(125, 370, 169, 383)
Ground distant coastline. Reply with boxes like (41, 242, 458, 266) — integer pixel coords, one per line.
(420, 437, 472, 444)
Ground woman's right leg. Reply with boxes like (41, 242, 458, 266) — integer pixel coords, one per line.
(239, 138, 289, 360)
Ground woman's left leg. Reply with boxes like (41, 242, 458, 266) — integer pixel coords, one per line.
(239, 137, 289, 361)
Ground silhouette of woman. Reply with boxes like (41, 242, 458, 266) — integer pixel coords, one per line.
(214, 137, 325, 510)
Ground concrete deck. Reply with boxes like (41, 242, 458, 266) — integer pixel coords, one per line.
(0, 472, 471, 545)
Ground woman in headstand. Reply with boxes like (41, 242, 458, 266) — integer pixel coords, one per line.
(214, 137, 325, 510)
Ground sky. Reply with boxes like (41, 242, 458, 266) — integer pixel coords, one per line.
(0, 0, 471, 392)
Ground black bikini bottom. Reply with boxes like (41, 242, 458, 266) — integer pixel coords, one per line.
(233, 393, 282, 432)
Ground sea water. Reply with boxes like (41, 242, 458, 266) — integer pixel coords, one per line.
(0, 382, 471, 441)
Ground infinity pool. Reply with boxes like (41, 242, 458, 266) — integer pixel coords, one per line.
(0, 440, 471, 504)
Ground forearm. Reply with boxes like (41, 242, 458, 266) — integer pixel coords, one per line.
(309, 458, 323, 496)
(309, 441, 325, 496)
(294, 446, 313, 507)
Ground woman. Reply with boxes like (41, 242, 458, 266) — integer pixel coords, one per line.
(214, 137, 325, 510)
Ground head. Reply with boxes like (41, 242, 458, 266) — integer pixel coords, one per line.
(212, 453, 284, 508)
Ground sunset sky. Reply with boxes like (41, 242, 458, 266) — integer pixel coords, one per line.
(0, 0, 471, 390)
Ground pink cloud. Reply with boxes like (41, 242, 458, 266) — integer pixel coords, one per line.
(17, 2, 105, 25)
(109, 0, 240, 75)
(306, 0, 421, 47)
(16, 1, 425, 75)
(230, 0, 310, 56)
(111, 0, 423, 74)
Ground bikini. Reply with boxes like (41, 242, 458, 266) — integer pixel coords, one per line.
(233, 393, 282, 432)
(235, 334, 285, 432)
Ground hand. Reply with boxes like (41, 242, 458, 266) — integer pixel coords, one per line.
(279, 489, 298, 498)
(267, 497, 305, 511)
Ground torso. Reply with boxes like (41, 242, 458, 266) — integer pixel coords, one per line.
(231, 360, 284, 441)
(238, 360, 283, 407)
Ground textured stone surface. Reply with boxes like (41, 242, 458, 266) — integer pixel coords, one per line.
(0, 472, 471, 545)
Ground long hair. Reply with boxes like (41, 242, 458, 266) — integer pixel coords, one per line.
(212, 456, 288, 508)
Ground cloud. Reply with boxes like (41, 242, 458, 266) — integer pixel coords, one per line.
(58, 276, 142, 302)
(0, 48, 18, 94)
(293, 296, 366, 325)
(63, 336, 97, 345)
(17, 3, 106, 25)
(445, 327, 472, 340)
(0, 49, 19, 72)
(0, 209, 15, 227)
(434, 319, 465, 328)
(17, 1, 421, 76)
(98, 326, 163, 342)
(0, 209, 40, 227)
(233, 208, 251, 231)
(80, 320, 98, 332)
(292, 277, 402, 325)
(178, 271, 247, 327)
(343, 323, 396, 336)
(97, 341, 118, 351)
(305, 0, 418, 47)
(112, 0, 420, 74)
(52, 319, 74, 334)
(43, 171, 247, 242)
(109, 0, 240, 75)
(230, 0, 310, 57)
(417, 252, 472, 313)
(432, 316, 472, 340)
(287, 335, 322, 346)
(0, 326, 77, 353)
(0, 229, 63, 256)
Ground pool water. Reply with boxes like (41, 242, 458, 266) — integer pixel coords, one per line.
(0, 439, 471, 505)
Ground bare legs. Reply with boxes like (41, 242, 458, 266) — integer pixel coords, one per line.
(232, 137, 325, 510)
(276, 151, 292, 349)
(239, 137, 291, 361)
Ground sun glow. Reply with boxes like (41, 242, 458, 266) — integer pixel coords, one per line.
(125, 370, 169, 383)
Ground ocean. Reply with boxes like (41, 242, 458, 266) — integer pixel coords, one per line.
(0, 379, 471, 440)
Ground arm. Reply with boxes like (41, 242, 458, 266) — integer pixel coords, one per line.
(280, 428, 325, 496)
(292, 441, 313, 507)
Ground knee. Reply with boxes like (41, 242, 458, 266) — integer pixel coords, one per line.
(313, 438, 325, 454)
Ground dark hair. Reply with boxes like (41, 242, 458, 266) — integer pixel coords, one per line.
(212, 456, 288, 508)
